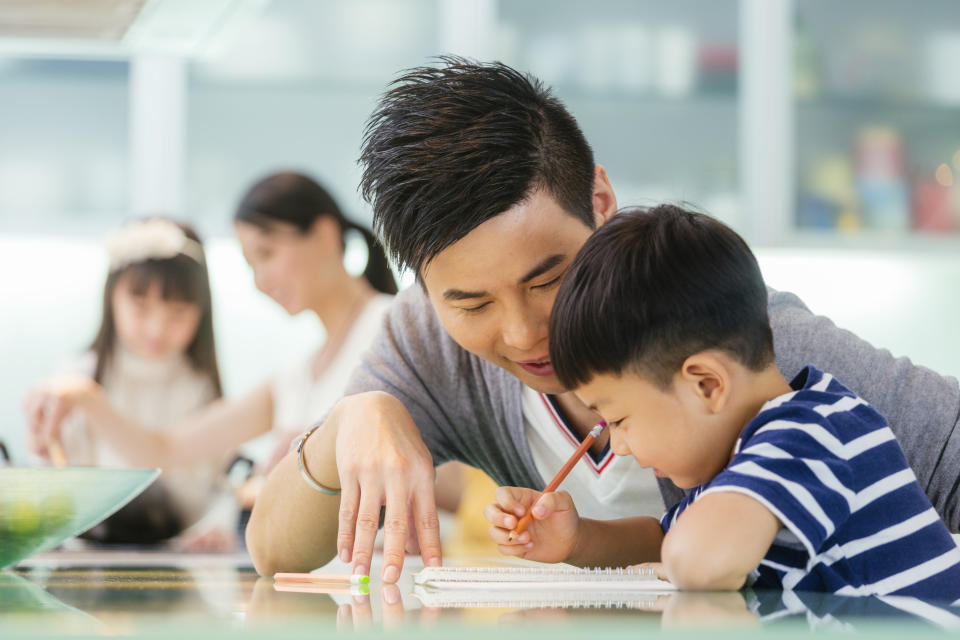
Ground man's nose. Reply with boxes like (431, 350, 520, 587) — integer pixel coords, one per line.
(501, 305, 544, 352)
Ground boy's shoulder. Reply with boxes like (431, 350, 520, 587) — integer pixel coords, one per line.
(738, 366, 889, 459)
(741, 365, 888, 443)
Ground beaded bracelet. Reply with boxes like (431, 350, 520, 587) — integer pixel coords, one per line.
(295, 423, 341, 496)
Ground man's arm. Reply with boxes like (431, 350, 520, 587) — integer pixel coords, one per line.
(246, 288, 462, 579)
(768, 289, 960, 530)
(245, 407, 342, 576)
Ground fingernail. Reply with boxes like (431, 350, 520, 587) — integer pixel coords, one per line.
(339, 548, 351, 564)
(532, 505, 546, 518)
(354, 565, 368, 578)
(382, 565, 399, 583)
(514, 506, 525, 517)
(505, 516, 516, 528)
(426, 556, 441, 567)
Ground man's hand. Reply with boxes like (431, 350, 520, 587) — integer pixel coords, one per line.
(483, 486, 582, 563)
(327, 392, 442, 583)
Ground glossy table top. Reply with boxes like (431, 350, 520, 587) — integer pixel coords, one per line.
(2, 550, 959, 638)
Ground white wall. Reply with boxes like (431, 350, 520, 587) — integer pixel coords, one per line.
(1, 236, 958, 464)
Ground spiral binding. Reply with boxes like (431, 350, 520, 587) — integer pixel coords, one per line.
(413, 565, 659, 585)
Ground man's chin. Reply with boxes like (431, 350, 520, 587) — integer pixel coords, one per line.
(516, 371, 568, 395)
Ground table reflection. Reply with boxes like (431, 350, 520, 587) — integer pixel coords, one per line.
(2, 556, 959, 636)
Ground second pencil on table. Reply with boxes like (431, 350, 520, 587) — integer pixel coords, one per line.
(273, 572, 370, 585)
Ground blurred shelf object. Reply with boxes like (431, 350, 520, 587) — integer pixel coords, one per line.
(792, 0, 960, 241)
(2, 0, 960, 248)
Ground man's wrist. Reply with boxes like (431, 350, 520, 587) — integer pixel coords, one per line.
(303, 421, 341, 492)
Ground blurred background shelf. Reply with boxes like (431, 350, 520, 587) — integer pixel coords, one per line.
(1, 0, 959, 460)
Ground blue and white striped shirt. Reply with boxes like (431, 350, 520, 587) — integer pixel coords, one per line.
(661, 365, 960, 601)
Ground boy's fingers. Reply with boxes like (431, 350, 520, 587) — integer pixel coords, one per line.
(631, 562, 669, 581)
(532, 490, 574, 518)
(482, 503, 517, 529)
(488, 526, 529, 545)
(494, 486, 531, 517)
(497, 543, 533, 558)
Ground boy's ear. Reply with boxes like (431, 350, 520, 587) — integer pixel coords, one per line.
(592, 165, 619, 227)
(679, 353, 730, 414)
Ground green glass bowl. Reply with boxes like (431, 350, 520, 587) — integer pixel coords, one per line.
(0, 467, 159, 569)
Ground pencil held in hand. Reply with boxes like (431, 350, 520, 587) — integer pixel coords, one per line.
(508, 421, 605, 541)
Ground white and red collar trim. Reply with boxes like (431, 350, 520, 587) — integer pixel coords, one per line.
(539, 393, 613, 475)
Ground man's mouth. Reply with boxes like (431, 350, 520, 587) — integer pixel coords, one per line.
(516, 357, 554, 377)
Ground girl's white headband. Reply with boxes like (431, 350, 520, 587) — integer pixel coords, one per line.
(105, 219, 204, 272)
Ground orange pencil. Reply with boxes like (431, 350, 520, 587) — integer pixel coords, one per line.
(508, 421, 606, 541)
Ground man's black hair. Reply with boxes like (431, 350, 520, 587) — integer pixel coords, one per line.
(359, 56, 596, 275)
(550, 205, 774, 389)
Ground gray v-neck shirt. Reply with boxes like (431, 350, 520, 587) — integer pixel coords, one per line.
(344, 285, 960, 530)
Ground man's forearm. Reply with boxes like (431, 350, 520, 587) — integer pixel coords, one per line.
(246, 420, 341, 576)
(566, 516, 663, 568)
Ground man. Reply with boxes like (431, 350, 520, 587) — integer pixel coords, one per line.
(246, 58, 960, 582)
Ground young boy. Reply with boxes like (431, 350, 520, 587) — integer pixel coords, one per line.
(485, 205, 960, 599)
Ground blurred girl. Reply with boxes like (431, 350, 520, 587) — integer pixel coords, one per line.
(24, 217, 227, 543)
(25, 173, 410, 522)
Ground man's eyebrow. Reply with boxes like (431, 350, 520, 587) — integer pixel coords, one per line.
(518, 254, 566, 285)
(443, 288, 488, 301)
(441, 254, 568, 301)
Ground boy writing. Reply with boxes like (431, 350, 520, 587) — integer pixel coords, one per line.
(486, 205, 960, 599)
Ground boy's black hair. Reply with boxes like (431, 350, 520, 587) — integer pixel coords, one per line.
(359, 56, 596, 275)
(550, 205, 774, 389)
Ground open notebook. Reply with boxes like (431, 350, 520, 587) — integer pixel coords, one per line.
(412, 566, 675, 609)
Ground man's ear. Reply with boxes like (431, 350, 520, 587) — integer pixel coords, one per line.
(679, 353, 730, 414)
(592, 165, 618, 227)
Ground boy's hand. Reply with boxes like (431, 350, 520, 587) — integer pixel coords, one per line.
(629, 562, 669, 582)
(483, 486, 581, 563)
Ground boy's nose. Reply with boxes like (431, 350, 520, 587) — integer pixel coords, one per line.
(610, 429, 631, 456)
